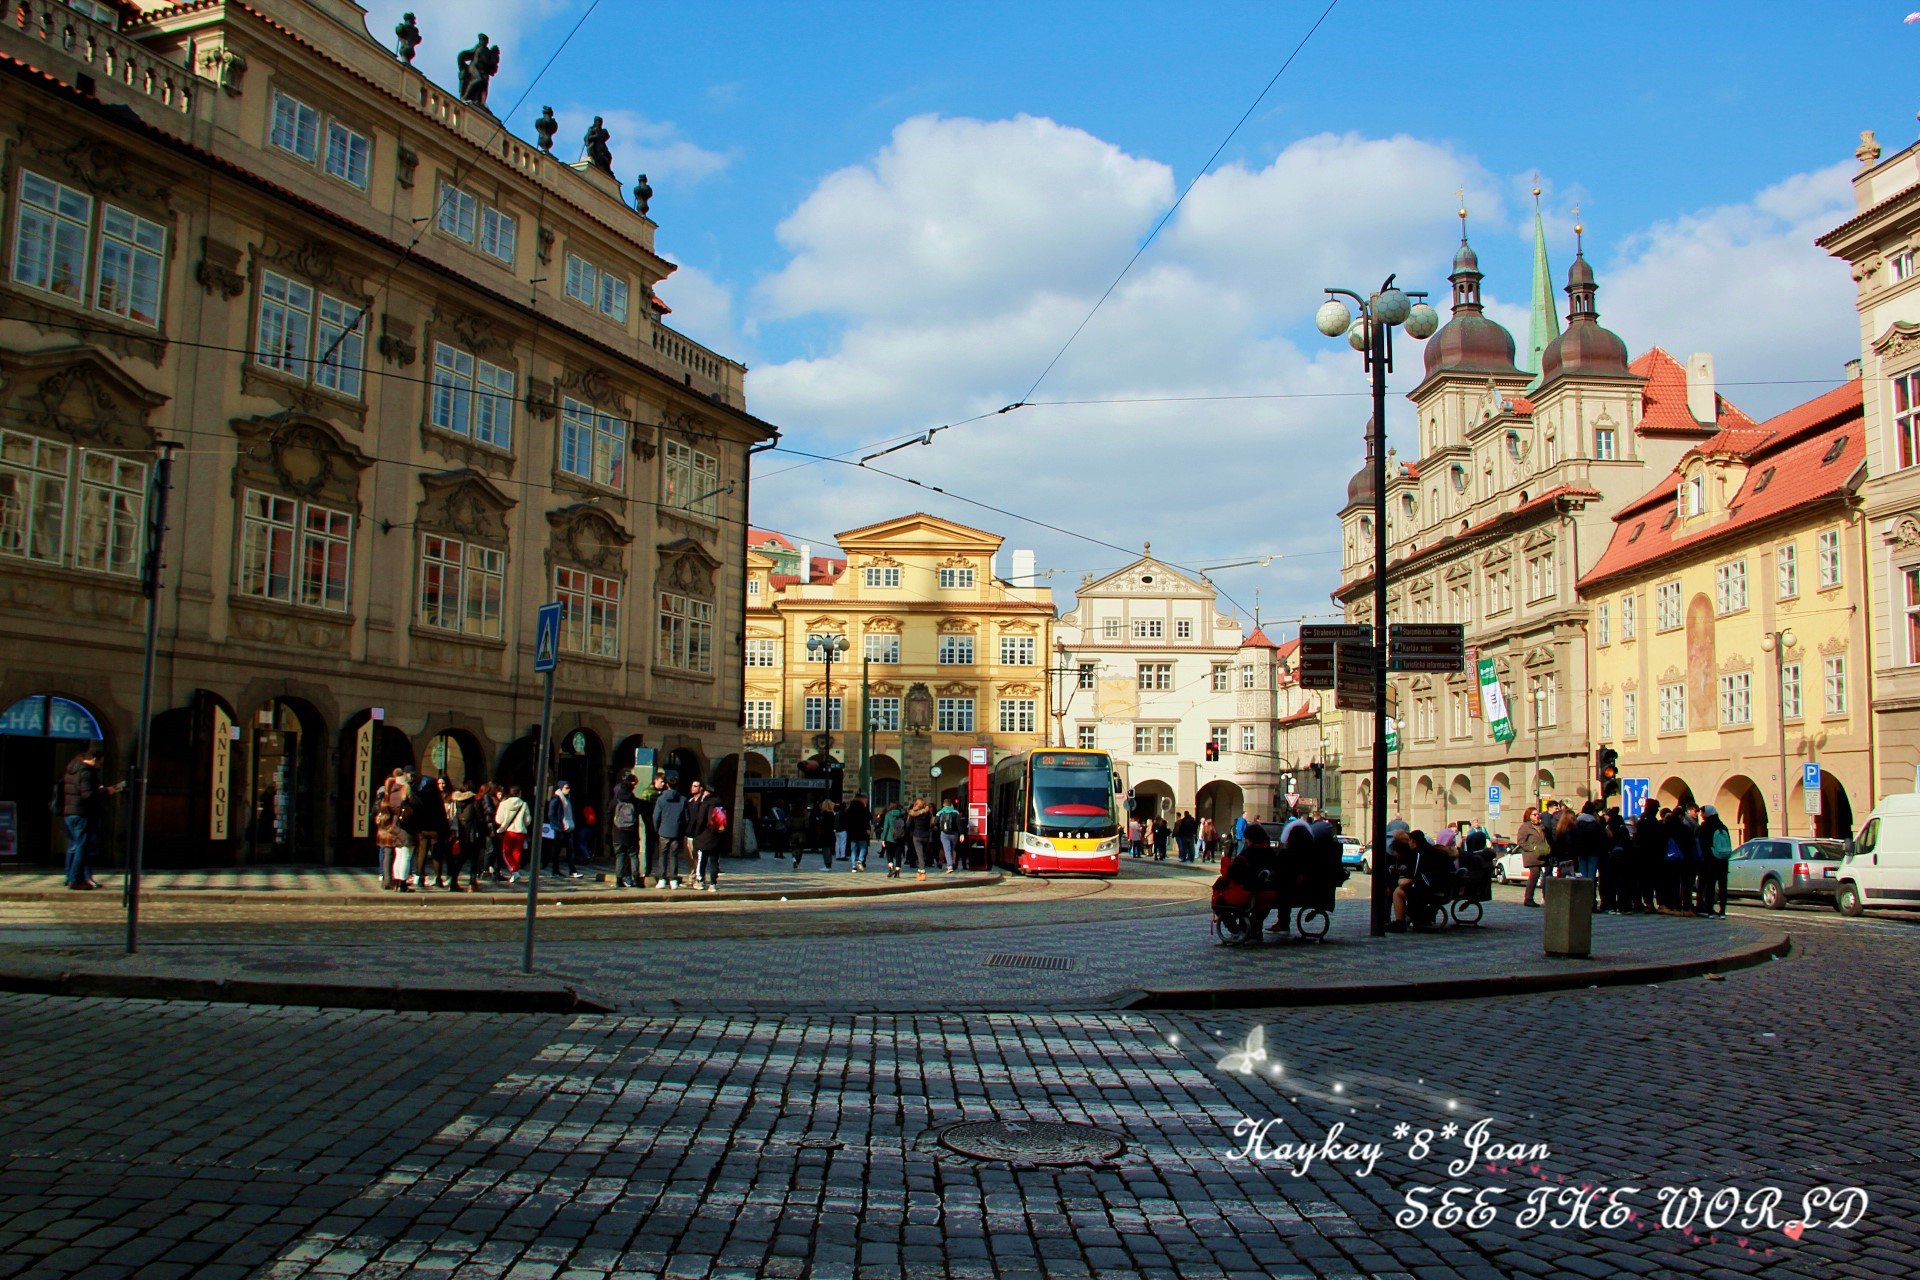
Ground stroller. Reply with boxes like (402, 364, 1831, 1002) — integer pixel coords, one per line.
(1450, 847, 1495, 926)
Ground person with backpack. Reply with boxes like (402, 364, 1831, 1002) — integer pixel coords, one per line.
(934, 798, 966, 873)
(685, 778, 726, 891)
(611, 776, 642, 888)
(445, 779, 486, 892)
(652, 775, 688, 889)
(905, 797, 935, 881)
(881, 801, 909, 877)
(1696, 804, 1733, 917)
(842, 793, 873, 872)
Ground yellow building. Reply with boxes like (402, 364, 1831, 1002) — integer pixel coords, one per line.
(742, 514, 1054, 810)
(1579, 380, 1870, 839)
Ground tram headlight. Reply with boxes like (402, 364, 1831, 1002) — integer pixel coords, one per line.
(1094, 837, 1119, 854)
(1019, 832, 1055, 853)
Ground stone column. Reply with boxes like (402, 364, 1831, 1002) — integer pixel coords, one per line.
(903, 730, 933, 804)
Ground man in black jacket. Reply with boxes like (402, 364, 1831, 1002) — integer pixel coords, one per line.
(61, 744, 119, 890)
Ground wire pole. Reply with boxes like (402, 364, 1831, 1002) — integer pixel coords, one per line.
(124, 443, 176, 954)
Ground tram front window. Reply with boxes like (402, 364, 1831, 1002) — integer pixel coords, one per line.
(1030, 753, 1117, 838)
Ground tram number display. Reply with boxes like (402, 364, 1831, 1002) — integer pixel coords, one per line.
(1033, 753, 1104, 769)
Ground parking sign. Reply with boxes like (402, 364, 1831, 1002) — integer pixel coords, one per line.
(1487, 783, 1501, 820)
(1804, 762, 1822, 816)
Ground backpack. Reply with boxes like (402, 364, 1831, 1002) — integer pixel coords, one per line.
(613, 799, 637, 830)
(1710, 828, 1733, 859)
(1664, 837, 1683, 863)
(890, 812, 907, 841)
(710, 804, 727, 833)
(938, 808, 964, 835)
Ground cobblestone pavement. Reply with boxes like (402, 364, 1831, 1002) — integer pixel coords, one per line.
(0, 913, 1910, 1280)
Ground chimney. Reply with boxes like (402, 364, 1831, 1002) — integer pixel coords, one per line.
(1847, 358, 1863, 381)
(1012, 549, 1036, 585)
(1685, 352, 1716, 425)
(799, 543, 811, 584)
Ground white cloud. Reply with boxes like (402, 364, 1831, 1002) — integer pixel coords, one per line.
(655, 260, 737, 354)
(1598, 162, 1859, 419)
(551, 108, 730, 186)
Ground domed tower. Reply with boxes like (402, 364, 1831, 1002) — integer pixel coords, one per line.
(1421, 213, 1527, 385)
(1538, 223, 1631, 386)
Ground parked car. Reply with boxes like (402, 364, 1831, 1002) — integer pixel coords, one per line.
(1338, 835, 1365, 872)
(1496, 848, 1530, 886)
(1836, 794, 1920, 916)
(1727, 837, 1848, 908)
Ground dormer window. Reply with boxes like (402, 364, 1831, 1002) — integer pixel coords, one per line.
(1677, 474, 1705, 517)
(1752, 466, 1776, 493)
(1822, 436, 1849, 465)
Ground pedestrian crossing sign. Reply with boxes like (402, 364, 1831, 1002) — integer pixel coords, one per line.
(534, 602, 562, 673)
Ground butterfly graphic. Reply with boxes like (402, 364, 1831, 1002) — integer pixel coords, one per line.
(1216, 1025, 1269, 1075)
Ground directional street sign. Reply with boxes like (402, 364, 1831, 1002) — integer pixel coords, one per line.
(1620, 777, 1651, 816)
(1300, 624, 1374, 690)
(1804, 761, 1823, 816)
(1388, 622, 1466, 673)
(1334, 640, 1381, 711)
(534, 601, 562, 674)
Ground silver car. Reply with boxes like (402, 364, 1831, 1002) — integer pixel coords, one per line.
(1727, 837, 1849, 908)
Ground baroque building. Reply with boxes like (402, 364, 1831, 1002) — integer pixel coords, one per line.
(1819, 126, 1920, 798)
(1054, 554, 1319, 828)
(1579, 380, 1870, 840)
(0, 0, 774, 865)
(1334, 215, 1750, 835)
(741, 514, 1053, 811)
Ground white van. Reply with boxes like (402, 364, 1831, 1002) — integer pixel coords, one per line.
(1836, 793, 1920, 915)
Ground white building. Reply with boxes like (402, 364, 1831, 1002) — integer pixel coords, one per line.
(1053, 554, 1312, 826)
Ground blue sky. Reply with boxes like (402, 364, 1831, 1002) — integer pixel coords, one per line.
(371, 0, 1918, 626)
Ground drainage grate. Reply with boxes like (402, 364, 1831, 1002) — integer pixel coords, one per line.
(984, 953, 1073, 971)
(939, 1119, 1124, 1164)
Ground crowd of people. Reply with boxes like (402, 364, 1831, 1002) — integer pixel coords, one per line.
(753, 795, 971, 879)
(1510, 797, 1734, 917)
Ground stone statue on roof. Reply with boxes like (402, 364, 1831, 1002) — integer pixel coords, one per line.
(584, 117, 613, 173)
(534, 106, 557, 154)
(457, 34, 499, 110)
(394, 12, 421, 64)
(632, 173, 652, 216)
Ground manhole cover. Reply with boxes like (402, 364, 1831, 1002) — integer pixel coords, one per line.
(938, 1120, 1124, 1164)
(984, 953, 1073, 971)
(242, 959, 339, 974)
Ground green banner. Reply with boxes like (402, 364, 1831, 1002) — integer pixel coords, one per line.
(1385, 717, 1400, 753)
(1478, 657, 1515, 744)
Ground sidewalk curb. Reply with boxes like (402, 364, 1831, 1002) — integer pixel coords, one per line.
(0, 871, 1003, 907)
(1120, 930, 1793, 1010)
(0, 969, 612, 1014)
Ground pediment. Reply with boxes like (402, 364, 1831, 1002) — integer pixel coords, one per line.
(1, 347, 168, 450)
(418, 469, 515, 543)
(836, 511, 1004, 552)
(233, 412, 373, 506)
(658, 536, 723, 599)
(545, 503, 633, 572)
(1079, 555, 1211, 598)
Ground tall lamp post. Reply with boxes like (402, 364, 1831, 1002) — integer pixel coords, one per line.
(1315, 277, 1439, 936)
(1761, 627, 1797, 837)
(807, 633, 850, 791)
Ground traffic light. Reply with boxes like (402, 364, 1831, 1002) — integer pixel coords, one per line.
(1310, 762, 1324, 780)
(1204, 740, 1220, 762)
(1596, 746, 1620, 798)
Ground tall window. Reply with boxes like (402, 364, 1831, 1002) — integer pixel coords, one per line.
(1658, 682, 1686, 734)
(1526, 550, 1555, 601)
(271, 91, 369, 189)
(1209, 726, 1229, 752)
(1175, 619, 1193, 640)
(864, 633, 900, 664)
(437, 185, 478, 242)
(1781, 661, 1803, 720)
(1825, 655, 1849, 715)
(1622, 689, 1638, 739)
(13, 173, 167, 327)
(1777, 543, 1799, 599)
(417, 533, 503, 637)
(744, 700, 776, 730)
(863, 565, 900, 589)
(1077, 663, 1096, 690)
(256, 270, 364, 398)
(269, 90, 320, 162)
(436, 185, 517, 264)
(1076, 725, 1096, 749)
(1718, 671, 1752, 726)
(1817, 529, 1843, 588)
(1240, 664, 1257, 690)
(1101, 619, 1122, 640)
(1137, 662, 1173, 691)
(564, 252, 630, 321)
(554, 566, 621, 658)
(1451, 691, 1469, 739)
(998, 699, 1036, 733)
(1134, 725, 1176, 753)
(1211, 664, 1231, 692)
(430, 344, 515, 450)
(1655, 581, 1682, 631)
(239, 490, 352, 611)
(1896, 370, 1920, 470)
(1593, 428, 1616, 460)
(1001, 636, 1036, 665)
(1132, 618, 1163, 639)
(1678, 474, 1705, 517)
(746, 637, 778, 667)
(1530, 674, 1558, 728)
(1908, 569, 1920, 664)
(1620, 592, 1637, 640)
(560, 397, 625, 490)
(1895, 249, 1917, 283)
(657, 592, 713, 672)
(1596, 602, 1611, 647)
(936, 697, 974, 733)
(938, 635, 974, 665)
(1597, 695, 1612, 741)
(662, 439, 719, 515)
(1240, 724, 1256, 753)
(804, 633, 845, 662)
(803, 697, 844, 732)
(0, 431, 146, 575)
(868, 697, 900, 732)
(938, 566, 975, 589)
(1714, 560, 1749, 614)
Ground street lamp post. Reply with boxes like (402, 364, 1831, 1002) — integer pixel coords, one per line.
(808, 633, 850, 790)
(1761, 627, 1798, 837)
(1316, 278, 1439, 936)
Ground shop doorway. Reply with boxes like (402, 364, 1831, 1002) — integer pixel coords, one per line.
(0, 695, 106, 864)
(244, 699, 326, 864)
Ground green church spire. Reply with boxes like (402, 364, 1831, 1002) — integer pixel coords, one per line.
(1524, 183, 1559, 385)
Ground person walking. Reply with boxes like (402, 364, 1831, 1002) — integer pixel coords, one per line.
(906, 797, 935, 881)
(934, 797, 965, 873)
(1516, 806, 1547, 907)
(833, 797, 851, 863)
(474, 781, 504, 882)
(59, 744, 120, 890)
(1697, 804, 1733, 916)
(1151, 815, 1171, 861)
(880, 800, 908, 877)
(611, 775, 642, 888)
(495, 785, 531, 883)
(1175, 811, 1198, 862)
(446, 779, 485, 891)
(686, 779, 724, 891)
(652, 775, 689, 889)
(545, 781, 580, 879)
(374, 793, 404, 890)
(803, 800, 835, 871)
(842, 793, 873, 872)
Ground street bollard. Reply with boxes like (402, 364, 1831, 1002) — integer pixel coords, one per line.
(1543, 875, 1595, 957)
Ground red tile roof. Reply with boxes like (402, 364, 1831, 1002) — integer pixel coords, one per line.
(749, 530, 797, 550)
(1579, 380, 1865, 590)
(1276, 703, 1320, 726)
(1631, 348, 1756, 436)
(1241, 627, 1280, 649)
(810, 557, 847, 584)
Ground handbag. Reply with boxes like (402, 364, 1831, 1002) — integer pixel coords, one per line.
(541, 823, 556, 840)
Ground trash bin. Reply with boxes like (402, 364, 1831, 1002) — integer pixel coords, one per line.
(1543, 875, 1595, 957)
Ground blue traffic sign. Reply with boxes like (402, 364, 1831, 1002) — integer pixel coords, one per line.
(1487, 784, 1502, 805)
(1803, 762, 1821, 792)
(1620, 777, 1651, 815)
(534, 602, 562, 674)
